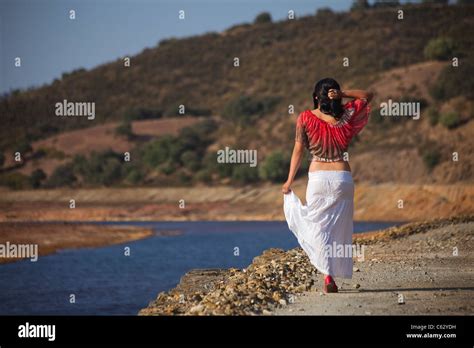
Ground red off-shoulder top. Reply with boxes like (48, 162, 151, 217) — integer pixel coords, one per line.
(295, 99, 370, 162)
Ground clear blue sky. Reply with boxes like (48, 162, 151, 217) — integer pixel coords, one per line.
(0, 0, 401, 93)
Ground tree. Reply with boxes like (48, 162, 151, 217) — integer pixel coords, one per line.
(180, 150, 201, 171)
(115, 120, 134, 140)
(222, 95, 279, 126)
(422, 149, 441, 171)
(254, 12, 272, 24)
(373, 0, 400, 8)
(422, 0, 448, 4)
(439, 112, 462, 129)
(232, 165, 259, 184)
(423, 37, 455, 60)
(429, 61, 474, 101)
(258, 151, 289, 182)
(16, 139, 32, 155)
(45, 163, 77, 187)
(30, 168, 46, 188)
(351, 0, 370, 10)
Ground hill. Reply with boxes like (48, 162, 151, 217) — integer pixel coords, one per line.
(1, 3, 473, 189)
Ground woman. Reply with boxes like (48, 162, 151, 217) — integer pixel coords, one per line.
(282, 78, 373, 293)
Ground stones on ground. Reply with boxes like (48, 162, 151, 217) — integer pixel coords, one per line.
(138, 248, 318, 316)
(353, 283, 361, 289)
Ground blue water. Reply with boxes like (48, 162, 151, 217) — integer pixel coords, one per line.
(0, 221, 400, 315)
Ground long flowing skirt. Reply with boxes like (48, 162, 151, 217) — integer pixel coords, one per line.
(283, 170, 354, 279)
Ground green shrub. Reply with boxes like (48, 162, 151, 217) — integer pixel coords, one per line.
(177, 172, 192, 184)
(259, 151, 289, 182)
(422, 0, 448, 3)
(373, 0, 399, 8)
(163, 104, 181, 117)
(115, 121, 134, 139)
(125, 168, 144, 184)
(162, 105, 211, 118)
(180, 150, 201, 171)
(380, 57, 396, 70)
(177, 120, 218, 159)
(142, 135, 181, 168)
(124, 108, 162, 121)
(429, 62, 474, 101)
(195, 169, 212, 183)
(202, 152, 231, 179)
(0, 172, 30, 190)
(160, 161, 178, 175)
(422, 149, 441, 171)
(369, 108, 385, 126)
(254, 12, 272, 24)
(73, 151, 125, 186)
(45, 163, 77, 187)
(423, 37, 455, 60)
(439, 112, 462, 129)
(16, 139, 32, 155)
(223, 95, 280, 125)
(426, 107, 440, 126)
(186, 107, 212, 117)
(351, 0, 370, 10)
(30, 168, 46, 188)
(100, 157, 123, 186)
(232, 165, 260, 184)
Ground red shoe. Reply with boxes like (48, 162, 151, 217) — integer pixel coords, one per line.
(323, 275, 338, 293)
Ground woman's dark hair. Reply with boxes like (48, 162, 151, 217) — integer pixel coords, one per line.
(312, 78, 344, 119)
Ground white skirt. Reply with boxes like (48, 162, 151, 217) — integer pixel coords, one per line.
(283, 171, 354, 279)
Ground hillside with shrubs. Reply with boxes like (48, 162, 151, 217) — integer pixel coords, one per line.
(0, 1, 473, 189)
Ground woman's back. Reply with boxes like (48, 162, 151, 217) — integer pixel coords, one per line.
(295, 99, 370, 172)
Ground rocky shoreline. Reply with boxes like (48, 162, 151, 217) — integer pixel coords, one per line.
(138, 215, 473, 316)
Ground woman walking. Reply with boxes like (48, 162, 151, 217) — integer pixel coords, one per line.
(282, 78, 373, 293)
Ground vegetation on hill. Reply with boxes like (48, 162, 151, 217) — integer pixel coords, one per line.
(0, 2, 473, 188)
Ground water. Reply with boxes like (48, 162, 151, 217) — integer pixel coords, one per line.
(0, 221, 400, 315)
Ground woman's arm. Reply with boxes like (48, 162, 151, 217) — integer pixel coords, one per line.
(282, 141, 305, 194)
(329, 89, 374, 103)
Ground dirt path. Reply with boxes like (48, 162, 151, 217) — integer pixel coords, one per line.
(274, 222, 474, 315)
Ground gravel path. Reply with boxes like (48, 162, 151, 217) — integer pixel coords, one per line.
(139, 216, 473, 316)
(274, 222, 474, 315)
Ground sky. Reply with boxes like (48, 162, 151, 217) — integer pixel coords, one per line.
(0, 0, 401, 94)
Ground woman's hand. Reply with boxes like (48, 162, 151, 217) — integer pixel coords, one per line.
(282, 181, 292, 194)
(328, 89, 343, 100)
